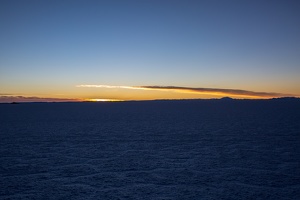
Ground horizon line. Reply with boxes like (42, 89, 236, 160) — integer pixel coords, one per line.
(1, 96, 299, 104)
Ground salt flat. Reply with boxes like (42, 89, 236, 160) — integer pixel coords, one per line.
(0, 100, 300, 199)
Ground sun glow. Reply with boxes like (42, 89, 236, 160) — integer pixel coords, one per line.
(87, 99, 123, 102)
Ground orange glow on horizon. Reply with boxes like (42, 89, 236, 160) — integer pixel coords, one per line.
(86, 98, 124, 102)
(1, 84, 297, 103)
(76, 84, 293, 99)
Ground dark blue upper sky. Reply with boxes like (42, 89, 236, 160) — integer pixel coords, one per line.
(0, 0, 299, 100)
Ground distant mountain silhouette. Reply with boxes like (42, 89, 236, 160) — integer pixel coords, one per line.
(220, 97, 234, 101)
(271, 97, 300, 101)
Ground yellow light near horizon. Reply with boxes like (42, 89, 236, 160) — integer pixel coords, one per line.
(87, 99, 123, 102)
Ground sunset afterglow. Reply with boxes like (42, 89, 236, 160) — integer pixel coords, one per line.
(0, 0, 299, 103)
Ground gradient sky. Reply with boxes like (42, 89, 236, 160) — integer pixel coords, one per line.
(1, 0, 300, 102)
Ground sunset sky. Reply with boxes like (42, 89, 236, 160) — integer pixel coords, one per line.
(1, 0, 300, 102)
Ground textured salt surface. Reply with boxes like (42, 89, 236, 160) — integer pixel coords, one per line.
(0, 100, 300, 199)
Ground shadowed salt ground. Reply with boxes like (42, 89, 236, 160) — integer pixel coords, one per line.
(0, 100, 300, 199)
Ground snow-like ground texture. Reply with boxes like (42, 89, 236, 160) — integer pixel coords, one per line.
(1, 100, 300, 199)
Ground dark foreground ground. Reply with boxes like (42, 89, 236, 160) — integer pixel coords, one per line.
(0, 99, 300, 199)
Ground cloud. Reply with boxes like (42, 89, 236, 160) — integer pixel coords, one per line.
(0, 95, 80, 103)
(136, 86, 289, 98)
(76, 85, 135, 89)
(76, 84, 292, 98)
(0, 93, 13, 95)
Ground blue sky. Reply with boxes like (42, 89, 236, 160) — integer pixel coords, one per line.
(1, 0, 299, 101)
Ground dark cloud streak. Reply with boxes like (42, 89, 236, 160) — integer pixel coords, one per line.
(0, 96, 80, 103)
(136, 86, 291, 98)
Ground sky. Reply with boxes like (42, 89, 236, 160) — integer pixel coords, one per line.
(1, 0, 300, 102)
